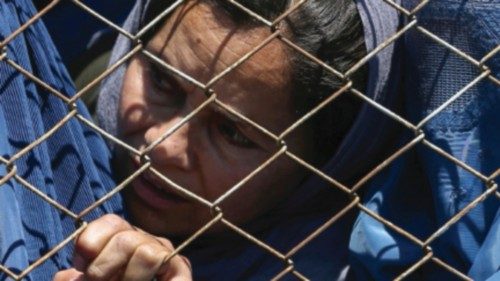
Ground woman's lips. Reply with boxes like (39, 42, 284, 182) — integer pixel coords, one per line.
(129, 160, 190, 210)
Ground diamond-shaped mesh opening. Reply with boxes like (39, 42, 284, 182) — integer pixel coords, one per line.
(0, 0, 498, 280)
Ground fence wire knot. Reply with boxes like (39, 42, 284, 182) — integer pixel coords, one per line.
(0, 0, 498, 280)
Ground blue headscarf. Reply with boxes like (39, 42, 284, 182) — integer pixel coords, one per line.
(0, 0, 122, 280)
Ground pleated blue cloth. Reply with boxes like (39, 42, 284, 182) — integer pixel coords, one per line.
(349, 1, 499, 280)
(0, 0, 122, 280)
(0, 0, 498, 280)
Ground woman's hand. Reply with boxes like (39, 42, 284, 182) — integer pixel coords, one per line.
(53, 214, 192, 281)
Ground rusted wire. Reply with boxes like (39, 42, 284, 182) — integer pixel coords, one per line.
(0, 0, 497, 280)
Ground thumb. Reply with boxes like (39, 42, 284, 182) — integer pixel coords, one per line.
(53, 268, 84, 281)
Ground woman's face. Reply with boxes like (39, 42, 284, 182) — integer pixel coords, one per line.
(118, 1, 314, 236)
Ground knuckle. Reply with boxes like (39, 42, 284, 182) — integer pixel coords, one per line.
(100, 214, 129, 228)
(157, 237, 174, 250)
(75, 230, 99, 258)
(75, 214, 130, 258)
(135, 243, 168, 269)
(111, 230, 139, 251)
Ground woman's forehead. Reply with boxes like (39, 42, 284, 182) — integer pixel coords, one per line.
(148, 1, 290, 85)
(146, 1, 295, 133)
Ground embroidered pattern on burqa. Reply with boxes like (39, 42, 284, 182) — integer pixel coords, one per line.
(349, 0, 499, 280)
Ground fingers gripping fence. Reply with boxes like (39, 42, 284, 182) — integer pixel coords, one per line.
(0, 0, 498, 280)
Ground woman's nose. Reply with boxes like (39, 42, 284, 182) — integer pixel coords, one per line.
(144, 119, 195, 171)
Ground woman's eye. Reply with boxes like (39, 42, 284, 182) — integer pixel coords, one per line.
(147, 61, 186, 105)
(218, 120, 256, 149)
(149, 63, 173, 91)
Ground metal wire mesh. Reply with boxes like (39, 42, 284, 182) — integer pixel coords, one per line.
(0, 0, 498, 280)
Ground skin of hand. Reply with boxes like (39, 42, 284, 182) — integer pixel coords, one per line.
(52, 214, 192, 281)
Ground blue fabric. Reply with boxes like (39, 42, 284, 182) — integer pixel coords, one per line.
(0, 0, 123, 280)
(349, 0, 499, 280)
(0, 0, 498, 280)
(32, 0, 134, 68)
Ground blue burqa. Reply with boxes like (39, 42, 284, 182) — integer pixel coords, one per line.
(349, 1, 499, 280)
(0, 0, 498, 280)
(0, 0, 122, 280)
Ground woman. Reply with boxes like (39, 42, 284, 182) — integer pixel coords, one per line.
(1, 0, 497, 280)
(56, 0, 402, 280)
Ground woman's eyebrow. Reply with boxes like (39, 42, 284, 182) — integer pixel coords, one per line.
(148, 50, 243, 122)
(147, 51, 191, 93)
(142, 44, 184, 84)
(211, 104, 245, 125)
(156, 60, 184, 87)
(211, 104, 275, 151)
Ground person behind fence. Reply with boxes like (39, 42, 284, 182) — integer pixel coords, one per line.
(54, 0, 398, 279)
(52, 0, 500, 280)
(1, 0, 496, 280)
(50, 0, 409, 279)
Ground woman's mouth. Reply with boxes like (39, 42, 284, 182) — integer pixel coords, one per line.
(129, 161, 190, 210)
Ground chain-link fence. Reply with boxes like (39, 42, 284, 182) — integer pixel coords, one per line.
(0, 0, 498, 280)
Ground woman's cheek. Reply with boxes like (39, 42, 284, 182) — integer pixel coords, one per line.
(118, 98, 154, 138)
(209, 156, 268, 201)
(208, 125, 267, 172)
